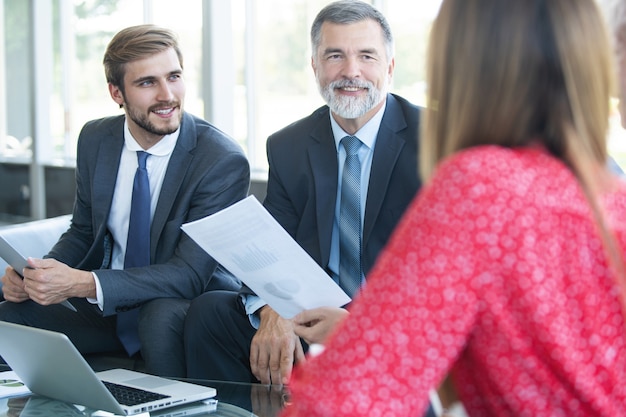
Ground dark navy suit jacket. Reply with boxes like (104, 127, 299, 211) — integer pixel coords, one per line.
(47, 112, 250, 316)
(263, 93, 422, 278)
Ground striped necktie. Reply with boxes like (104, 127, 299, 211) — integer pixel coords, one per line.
(339, 136, 362, 297)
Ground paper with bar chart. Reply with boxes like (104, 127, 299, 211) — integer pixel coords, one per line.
(181, 196, 351, 318)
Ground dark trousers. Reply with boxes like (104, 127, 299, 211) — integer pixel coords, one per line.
(184, 290, 258, 382)
(0, 297, 190, 378)
(0, 298, 122, 355)
(138, 298, 190, 378)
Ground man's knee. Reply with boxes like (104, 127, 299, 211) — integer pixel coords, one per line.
(139, 298, 191, 377)
(184, 291, 256, 381)
(188, 290, 240, 315)
(185, 291, 249, 339)
(139, 298, 191, 338)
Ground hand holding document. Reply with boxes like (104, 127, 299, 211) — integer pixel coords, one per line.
(0, 236, 76, 312)
(182, 196, 351, 318)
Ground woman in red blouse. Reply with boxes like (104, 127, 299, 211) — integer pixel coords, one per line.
(281, 0, 626, 416)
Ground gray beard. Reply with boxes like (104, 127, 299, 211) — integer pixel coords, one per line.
(318, 79, 385, 119)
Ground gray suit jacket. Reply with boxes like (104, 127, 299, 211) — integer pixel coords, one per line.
(263, 93, 421, 278)
(48, 112, 250, 316)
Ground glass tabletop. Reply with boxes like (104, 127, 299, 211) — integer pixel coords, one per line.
(0, 364, 288, 417)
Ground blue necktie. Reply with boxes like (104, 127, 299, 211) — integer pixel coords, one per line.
(118, 151, 150, 356)
(339, 136, 362, 297)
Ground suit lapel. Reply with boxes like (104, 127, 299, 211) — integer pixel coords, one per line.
(363, 95, 407, 246)
(93, 118, 125, 233)
(308, 113, 338, 267)
(151, 113, 196, 255)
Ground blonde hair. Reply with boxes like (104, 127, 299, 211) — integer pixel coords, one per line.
(422, 0, 613, 180)
(423, 0, 626, 320)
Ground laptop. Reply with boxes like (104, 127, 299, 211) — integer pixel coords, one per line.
(0, 321, 216, 416)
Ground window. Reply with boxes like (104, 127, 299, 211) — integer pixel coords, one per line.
(17, 2, 626, 218)
(233, 0, 441, 172)
(2, 0, 204, 166)
(2, 0, 34, 162)
(1, 0, 442, 219)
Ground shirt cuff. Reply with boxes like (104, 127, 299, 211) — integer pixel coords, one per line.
(87, 271, 104, 311)
(241, 294, 267, 329)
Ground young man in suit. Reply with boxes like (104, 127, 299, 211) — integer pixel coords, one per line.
(0, 25, 250, 377)
(184, 0, 423, 387)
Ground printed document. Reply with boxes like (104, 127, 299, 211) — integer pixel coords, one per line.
(182, 196, 351, 318)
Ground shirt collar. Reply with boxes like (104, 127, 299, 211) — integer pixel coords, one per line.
(330, 98, 387, 151)
(123, 119, 179, 156)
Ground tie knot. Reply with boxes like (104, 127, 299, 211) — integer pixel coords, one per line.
(137, 151, 149, 169)
(342, 136, 361, 156)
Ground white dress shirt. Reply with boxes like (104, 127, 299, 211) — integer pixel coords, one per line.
(90, 120, 178, 309)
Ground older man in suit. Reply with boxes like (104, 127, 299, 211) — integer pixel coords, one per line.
(184, 0, 423, 389)
(0, 25, 249, 377)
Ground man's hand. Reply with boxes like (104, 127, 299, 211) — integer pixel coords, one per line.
(292, 306, 349, 345)
(19, 258, 96, 305)
(1, 266, 30, 303)
(250, 306, 305, 385)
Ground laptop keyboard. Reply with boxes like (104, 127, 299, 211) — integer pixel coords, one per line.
(103, 381, 170, 406)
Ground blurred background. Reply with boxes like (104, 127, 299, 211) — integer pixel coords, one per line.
(1, 0, 624, 224)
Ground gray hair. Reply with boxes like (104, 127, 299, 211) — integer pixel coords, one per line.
(310, 0, 394, 60)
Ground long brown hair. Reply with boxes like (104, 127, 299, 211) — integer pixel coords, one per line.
(422, 0, 625, 307)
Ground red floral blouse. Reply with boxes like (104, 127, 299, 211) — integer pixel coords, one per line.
(282, 146, 626, 417)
